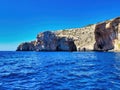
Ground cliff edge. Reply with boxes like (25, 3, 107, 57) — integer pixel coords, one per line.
(17, 17, 120, 51)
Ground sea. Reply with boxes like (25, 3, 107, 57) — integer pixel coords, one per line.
(0, 51, 120, 90)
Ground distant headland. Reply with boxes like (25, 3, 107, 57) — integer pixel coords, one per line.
(17, 17, 120, 52)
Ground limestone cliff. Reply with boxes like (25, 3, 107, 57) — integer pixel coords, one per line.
(17, 17, 120, 51)
(94, 17, 120, 51)
(55, 24, 96, 51)
(17, 31, 77, 51)
(16, 42, 35, 51)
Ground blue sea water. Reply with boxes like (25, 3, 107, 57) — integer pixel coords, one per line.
(0, 51, 120, 90)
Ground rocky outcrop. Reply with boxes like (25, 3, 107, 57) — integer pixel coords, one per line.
(17, 31, 77, 51)
(55, 25, 96, 51)
(16, 42, 35, 51)
(17, 17, 120, 52)
(57, 37, 77, 51)
(35, 31, 58, 51)
(94, 17, 120, 51)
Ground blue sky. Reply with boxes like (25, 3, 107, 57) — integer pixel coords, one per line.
(0, 0, 120, 51)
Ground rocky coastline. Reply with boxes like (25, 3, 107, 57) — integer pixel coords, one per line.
(17, 17, 120, 52)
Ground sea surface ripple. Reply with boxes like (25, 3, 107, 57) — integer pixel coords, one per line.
(0, 51, 120, 90)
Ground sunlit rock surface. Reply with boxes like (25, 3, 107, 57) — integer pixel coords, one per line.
(17, 31, 76, 51)
(17, 17, 120, 51)
(94, 17, 120, 51)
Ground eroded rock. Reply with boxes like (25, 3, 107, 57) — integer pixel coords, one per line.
(94, 17, 120, 51)
(17, 17, 120, 52)
(17, 31, 77, 51)
(16, 42, 35, 51)
(35, 31, 58, 51)
(57, 37, 77, 51)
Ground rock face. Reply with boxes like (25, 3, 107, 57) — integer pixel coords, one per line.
(16, 42, 35, 51)
(17, 31, 77, 51)
(57, 37, 77, 51)
(35, 31, 58, 51)
(94, 17, 120, 51)
(55, 25, 96, 51)
(17, 17, 120, 52)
